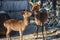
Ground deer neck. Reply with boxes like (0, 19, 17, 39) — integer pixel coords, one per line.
(23, 17, 29, 26)
(34, 11, 38, 16)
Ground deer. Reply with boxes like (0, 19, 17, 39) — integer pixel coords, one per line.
(29, 0, 48, 40)
(3, 10, 32, 40)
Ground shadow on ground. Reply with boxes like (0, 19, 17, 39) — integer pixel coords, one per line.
(0, 23, 60, 40)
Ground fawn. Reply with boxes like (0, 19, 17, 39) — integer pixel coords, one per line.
(3, 10, 32, 40)
(29, 0, 48, 40)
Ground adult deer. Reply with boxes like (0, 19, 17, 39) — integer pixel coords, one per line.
(29, 0, 48, 40)
(3, 10, 32, 40)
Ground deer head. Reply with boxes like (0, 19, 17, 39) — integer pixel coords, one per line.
(29, 1, 41, 11)
(22, 10, 32, 18)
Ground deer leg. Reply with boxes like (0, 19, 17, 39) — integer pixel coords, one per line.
(6, 29, 10, 40)
(42, 23, 47, 40)
(44, 24, 47, 40)
(34, 25, 39, 39)
(36, 26, 39, 38)
(19, 31, 23, 40)
(42, 25, 45, 40)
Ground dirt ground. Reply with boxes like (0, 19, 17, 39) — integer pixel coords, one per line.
(0, 29, 60, 40)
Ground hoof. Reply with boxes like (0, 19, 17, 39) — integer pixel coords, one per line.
(35, 37, 39, 39)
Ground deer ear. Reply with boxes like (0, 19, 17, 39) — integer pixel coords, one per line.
(29, 2, 33, 5)
(37, 1, 40, 5)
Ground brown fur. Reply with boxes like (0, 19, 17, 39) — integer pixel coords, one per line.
(4, 10, 32, 40)
(29, 1, 48, 40)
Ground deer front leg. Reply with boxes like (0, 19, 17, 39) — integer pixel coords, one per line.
(44, 24, 47, 40)
(19, 31, 23, 40)
(42, 26, 45, 40)
(34, 25, 39, 39)
(6, 29, 11, 40)
(42, 23, 47, 40)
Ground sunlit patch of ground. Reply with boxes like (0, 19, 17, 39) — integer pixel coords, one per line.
(0, 23, 60, 40)
(0, 29, 60, 40)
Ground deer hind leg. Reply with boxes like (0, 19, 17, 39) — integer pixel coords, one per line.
(19, 30, 23, 40)
(42, 25, 45, 40)
(42, 23, 47, 40)
(44, 24, 47, 40)
(6, 29, 11, 40)
(34, 25, 39, 39)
